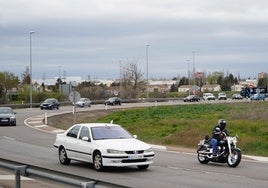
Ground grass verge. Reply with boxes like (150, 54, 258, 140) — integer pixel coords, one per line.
(95, 102, 268, 157)
(48, 101, 268, 156)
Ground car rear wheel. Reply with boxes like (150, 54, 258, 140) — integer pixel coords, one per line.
(93, 151, 104, 171)
(59, 147, 71, 165)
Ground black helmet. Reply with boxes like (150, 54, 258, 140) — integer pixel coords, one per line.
(218, 119, 226, 129)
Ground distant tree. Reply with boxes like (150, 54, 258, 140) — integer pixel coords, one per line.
(120, 61, 144, 98)
(258, 77, 268, 88)
(170, 83, 178, 92)
(0, 71, 20, 103)
(206, 71, 223, 85)
(221, 73, 235, 91)
(178, 76, 189, 86)
(21, 67, 30, 84)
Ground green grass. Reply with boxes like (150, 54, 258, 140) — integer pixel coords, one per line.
(96, 102, 268, 156)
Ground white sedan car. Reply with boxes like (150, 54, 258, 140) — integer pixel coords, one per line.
(54, 123, 155, 171)
(75, 98, 91, 107)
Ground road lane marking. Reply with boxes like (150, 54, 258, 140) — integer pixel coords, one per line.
(0, 175, 33, 180)
(2, 136, 15, 141)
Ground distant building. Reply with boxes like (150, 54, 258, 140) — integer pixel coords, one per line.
(201, 84, 221, 92)
(231, 84, 244, 92)
(258, 72, 268, 79)
(148, 80, 177, 93)
(178, 85, 200, 95)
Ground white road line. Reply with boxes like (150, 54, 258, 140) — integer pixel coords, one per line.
(0, 175, 33, 180)
(2, 136, 15, 141)
(35, 125, 48, 128)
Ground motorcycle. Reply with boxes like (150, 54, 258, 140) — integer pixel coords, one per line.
(197, 132, 241, 167)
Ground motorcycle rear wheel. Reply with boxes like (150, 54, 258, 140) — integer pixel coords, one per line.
(197, 153, 209, 164)
(227, 148, 241, 168)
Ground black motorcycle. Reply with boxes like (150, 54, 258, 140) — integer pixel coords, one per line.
(197, 132, 241, 167)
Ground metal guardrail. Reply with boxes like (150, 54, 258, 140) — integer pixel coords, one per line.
(0, 158, 129, 188)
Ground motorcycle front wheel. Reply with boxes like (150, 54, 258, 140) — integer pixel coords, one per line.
(197, 153, 209, 164)
(227, 148, 241, 168)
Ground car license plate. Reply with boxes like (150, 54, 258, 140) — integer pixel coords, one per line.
(1, 119, 8, 122)
(128, 154, 143, 160)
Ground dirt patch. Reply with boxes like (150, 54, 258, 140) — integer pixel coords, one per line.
(47, 109, 119, 130)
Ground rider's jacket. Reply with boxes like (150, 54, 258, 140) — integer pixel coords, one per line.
(212, 125, 229, 141)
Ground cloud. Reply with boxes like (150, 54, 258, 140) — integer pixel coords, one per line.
(1, 0, 268, 80)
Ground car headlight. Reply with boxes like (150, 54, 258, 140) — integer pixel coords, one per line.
(10, 116, 16, 120)
(107, 149, 126, 154)
(144, 147, 153, 153)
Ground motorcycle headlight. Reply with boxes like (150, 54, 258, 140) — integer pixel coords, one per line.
(107, 149, 126, 154)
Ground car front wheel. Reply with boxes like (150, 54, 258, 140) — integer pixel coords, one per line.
(59, 147, 71, 165)
(93, 151, 104, 171)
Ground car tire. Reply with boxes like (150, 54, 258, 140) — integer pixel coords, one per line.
(93, 151, 104, 171)
(59, 147, 71, 165)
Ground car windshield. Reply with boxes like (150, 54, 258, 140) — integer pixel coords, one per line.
(44, 99, 54, 103)
(91, 126, 133, 140)
(0, 108, 12, 114)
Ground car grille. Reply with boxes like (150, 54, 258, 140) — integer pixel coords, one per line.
(125, 150, 144, 154)
(0, 118, 10, 124)
(122, 159, 148, 163)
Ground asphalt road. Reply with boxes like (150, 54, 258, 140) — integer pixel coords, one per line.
(0, 103, 268, 188)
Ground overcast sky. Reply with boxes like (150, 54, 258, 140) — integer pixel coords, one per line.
(1, 0, 268, 81)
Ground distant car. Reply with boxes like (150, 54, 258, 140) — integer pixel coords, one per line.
(183, 95, 200, 102)
(104, 97, 122, 105)
(54, 123, 155, 171)
(40, 98, 60, 110)
(0, 107, 16, 126)
(232, 94, 243, 100)
(250, 94, 265, 101)
(203, 93, 216, 100)
(218, 92, 227, 100)
(75, 98, 91, 107)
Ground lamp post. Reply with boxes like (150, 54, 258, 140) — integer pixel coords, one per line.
(192, 51, 196, 95)
(29, 31, 35, 108)
(187, 59, 190, 95)
(146, 44, 149, 102)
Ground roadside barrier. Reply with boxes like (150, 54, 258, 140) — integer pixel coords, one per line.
(0, 158, 129, 188)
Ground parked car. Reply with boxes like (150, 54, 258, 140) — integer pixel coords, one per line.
(40, 98, 60, 110)
(54, 123, 155, 171)
(75, 98, 91, 107)
(0, 107, 16, 126)
(183, 95, 200, 102)
(218, 92, 227, 100)
(104, 97, 122, 105)
(232, 94, 243, 100)
(203, 93, 216, 100)
(250, 94, 265, 101)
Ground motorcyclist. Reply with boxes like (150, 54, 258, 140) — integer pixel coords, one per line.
(210, 119, 228, 157)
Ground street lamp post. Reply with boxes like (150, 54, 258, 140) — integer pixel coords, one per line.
(146, 45, 149, 102)
(29, 31, 35, 108)
(187, 59, 190, 95)
(192, 51, 196, 95)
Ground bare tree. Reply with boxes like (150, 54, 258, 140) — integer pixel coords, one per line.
(120, 60, 145, 98)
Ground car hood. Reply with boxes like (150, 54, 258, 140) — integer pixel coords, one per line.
(0, 114, 14, 118)
(76, 101, 86, 104)
(94, 138, 151, 151)
(41, 102, 52, 105)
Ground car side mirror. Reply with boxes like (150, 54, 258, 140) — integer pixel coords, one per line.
(82, 136, 91, 142)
